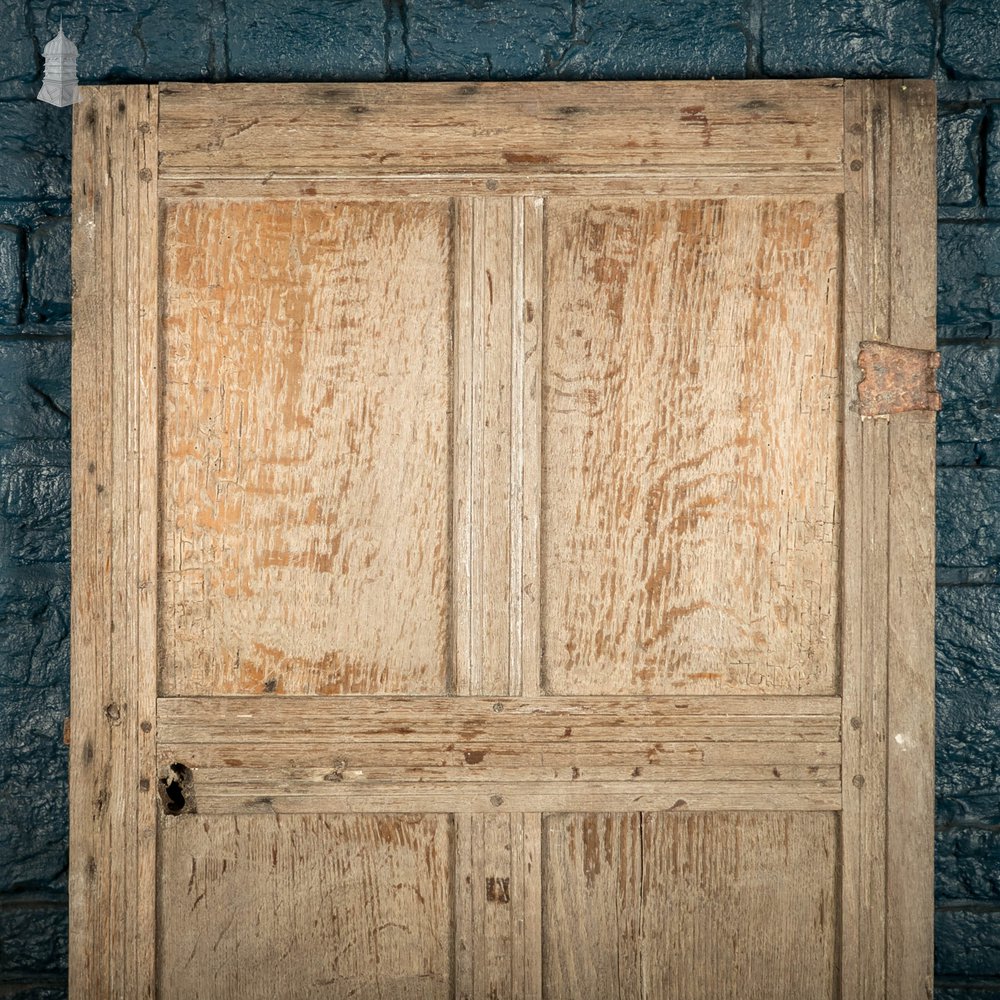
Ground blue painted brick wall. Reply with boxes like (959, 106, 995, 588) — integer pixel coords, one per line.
(0, 2, 996, 996)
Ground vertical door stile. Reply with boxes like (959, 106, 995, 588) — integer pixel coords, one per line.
(70, 84, 160, 1000)
(841, 79, 892, 1000)
(885, 80, 936, 1000)
(454, 194, 545, 999)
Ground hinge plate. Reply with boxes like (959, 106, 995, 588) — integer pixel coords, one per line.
(857, 341, 941, 417)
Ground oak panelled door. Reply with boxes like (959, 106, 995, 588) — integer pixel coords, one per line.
(70, 81, 936, 999)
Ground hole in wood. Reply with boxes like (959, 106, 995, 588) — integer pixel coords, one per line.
(158, 762, 195, 815)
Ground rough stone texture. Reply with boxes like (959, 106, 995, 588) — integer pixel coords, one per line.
(938, 826, 1000, 902)
(938, 344, 1000, 467)
(939, 109, 983, 206)
(936, 587, 1000, 824)
(0, 4, 38, 95)
(936, 989, 1000, 1000)
(0, 226, 24, 325)
(228, 0, 387, 81)
(26, 220, 70, 324)
(937, 910, 1000, 978)
(0, 102, 70, 202)
(986, 108, 1000, 207)
(942, 0, 1000, 79)
(551, 0, 749, 80)
(938, 469, 1000, 569)
(939, 223, 1000, 327)
(28, 2, 215, 83)
(0, 339, 71, 445)
(761, 0, 934, 77)
(407, 0, 574, 79)
(0, 907, 68, 975)
(0, 576, 69, 892)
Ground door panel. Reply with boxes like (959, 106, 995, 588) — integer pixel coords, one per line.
(158, 814, 453, 999)
(71, 81, 936, 999)
(540, 197, 842, 695)
(160, 198, 454, 696)
(542, 812, 838, 1000)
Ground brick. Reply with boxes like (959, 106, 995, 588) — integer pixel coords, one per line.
(26, 218, 70, 323)
(28, 2, 213, 83)
(552, 0, 748, 80)
(762, 0, 933, 77)
(0, 442, 70, 566)
(936, 587, 1000, 821)
(939, 223, 1000, 328)
(940, 109, 984, 207)
(0, 906, 67, 975)
(228, 0, 386, 81)
(937, 909, 1000, 978)
(938, 344, 1000, 467)
(986, 108, 1000, 208)
(936, 986, 1000, 999)
(938, 469, 1000, 568)
(1, 990, 67, 1000)
(938, 827, 1000, 903)
(0, 573, 69, 889)
(0, 224, 23, 324)
(0, 3, 36, 91)
(406, 0, 572, 79)
(0, 338, 70, 443)
(942, 0, 1000, 80)
(0, 101, 70, 202)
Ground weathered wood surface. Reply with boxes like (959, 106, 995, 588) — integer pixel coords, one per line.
(541, 196, 842, 696)
(70, 85, 160, 999)
(542, 812, 838, 1000)
(159, 198, 453, 696)
(157, 80, 845, 179)
(159, 814, 452, 999)
(70, 79, 936, 998)
(884, 79, 937, 1000)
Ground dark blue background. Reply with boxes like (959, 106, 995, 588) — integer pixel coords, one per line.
(0, 2, 996, 996)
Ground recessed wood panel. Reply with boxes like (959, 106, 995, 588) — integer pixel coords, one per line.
(159, 198, 453, 695)
(541, 197, 842, 695)
(542, 811, 839, 1000)
(157, 814, 452, 1000)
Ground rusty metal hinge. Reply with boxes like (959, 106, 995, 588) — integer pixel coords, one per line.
(857, 341, 941, 417)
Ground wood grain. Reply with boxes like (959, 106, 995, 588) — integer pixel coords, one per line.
(885, 79, 937, 1000)
(542, 812, 838, 1000)
(159, 198, 453, 696)
(157, 694, 842, 743)
(841, 81, 891, 1000)
(70, 85, 159, 1000)
(157, 81, 845, 179)
(540, 197, 842, 695)
(158, 814, 452, 999)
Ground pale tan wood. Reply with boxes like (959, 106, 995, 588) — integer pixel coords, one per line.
(542, 814, 642, 999)
(543, 812, 837, 1000)
(158, 694, 841, 742)
(157, 81, 844, 178)
(644, 812, 839, 998)
(452, 197, 475, 695)
(70, 85, 159, 1000)
(540, 196, 842, 695)
(841, 81, 891, 1000)
(885, 79, 937, 1000)
(70, 80, 938, 997)
(471, 198, 514, 695)
(158, 167, 845, 200)
(152, 781, 840, 816)
(520, 198, 544, 699)
(158, 814, 452, 999)
(158, 198, 453, 695)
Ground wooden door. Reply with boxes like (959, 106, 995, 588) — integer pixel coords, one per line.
(70, 81, 936, 999)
